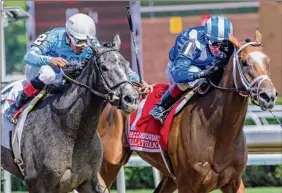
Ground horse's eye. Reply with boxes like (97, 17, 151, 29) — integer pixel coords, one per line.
(101, 65, 109, 71)
(241, 60, 249, 67)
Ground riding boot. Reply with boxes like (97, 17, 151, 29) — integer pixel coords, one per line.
(5, 76, 45, 124)
(150, 84, 184, 124)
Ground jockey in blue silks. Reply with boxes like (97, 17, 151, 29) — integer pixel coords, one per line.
(150, 15, 234, 124)
(5, 13, 142, 124)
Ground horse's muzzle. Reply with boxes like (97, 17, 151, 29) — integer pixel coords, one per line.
(257, 89, 278, 111)
(120, 94, 138, 114)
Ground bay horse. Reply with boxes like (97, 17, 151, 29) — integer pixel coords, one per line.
(98, 30, 278, 193)
(1, 34, 139, 193)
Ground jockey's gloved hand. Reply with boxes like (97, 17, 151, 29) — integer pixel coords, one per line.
(63, 65, 83, 79)
(51, 57, 68, 68)
(211, 51, 229, 69)
(195, 67, 217, 79)
(220, 40, 234, 58)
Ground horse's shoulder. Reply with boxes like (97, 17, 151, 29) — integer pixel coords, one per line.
(99, 104, 120, 125)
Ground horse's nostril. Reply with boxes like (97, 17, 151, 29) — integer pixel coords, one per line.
(123, 95, 133, 104)
(259, 92, 270, 103)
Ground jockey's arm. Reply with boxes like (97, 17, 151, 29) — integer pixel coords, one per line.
(169, 29, 190, 62)
(128, 68, 153, 93)
(170, 38, 200, 83)
(24, 46, 52, 67)
(128, 69, 140, 82)
(87, 39, 142, 83)
(170, 55, 197, 83)
(24, 33, 54, 67)
(91, 38, 152, 91)
(91, 39, 102, 47)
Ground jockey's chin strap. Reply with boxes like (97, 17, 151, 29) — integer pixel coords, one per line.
(209, 41, 271, 106)
(60, 49, 132, 105)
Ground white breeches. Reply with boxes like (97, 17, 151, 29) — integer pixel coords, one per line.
(25, 65, 63, 85)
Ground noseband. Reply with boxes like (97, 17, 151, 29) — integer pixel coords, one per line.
(209, 41, 271, 106)
(61, 49, 132, 104)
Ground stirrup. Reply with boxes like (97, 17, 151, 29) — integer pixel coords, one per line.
(153, 112, 167, 125)
(157, 116, 165, 125)
(197, 80, 210, 95)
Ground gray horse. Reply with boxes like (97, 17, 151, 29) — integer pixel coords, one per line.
(1, 34, 139, 193)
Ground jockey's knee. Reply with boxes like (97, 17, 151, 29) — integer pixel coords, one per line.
(176, 83, 191, 91)
(38, 65, 56, 85)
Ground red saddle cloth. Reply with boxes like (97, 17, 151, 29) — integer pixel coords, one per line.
(127, 84, 185, 152)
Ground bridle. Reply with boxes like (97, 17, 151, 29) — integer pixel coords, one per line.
(209, 41, 271, 106)
(61, 49, 133, 105)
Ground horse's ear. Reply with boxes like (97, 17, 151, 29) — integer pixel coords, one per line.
(254, 28, 262, 44)
(229, 33, 241, 49)
(113, 34, 121, 50)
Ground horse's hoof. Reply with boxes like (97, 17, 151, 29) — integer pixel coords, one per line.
(95, 184, 109, 193)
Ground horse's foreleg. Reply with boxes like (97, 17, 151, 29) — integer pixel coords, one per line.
(153, 175, 177, 193)
(99, 147, 133, 189)
(220, 178, 245, 193)
(76, 175, 109, 193)
(1, 146, 24, 179)
(26, 179, 50, 193)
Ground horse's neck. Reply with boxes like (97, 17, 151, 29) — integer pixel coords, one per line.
(214, 58, 248, 144)
(56, 65, 106, 140)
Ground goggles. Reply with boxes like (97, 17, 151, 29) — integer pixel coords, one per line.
(206, 36, 229, 48)
(68, 33, 88, 47)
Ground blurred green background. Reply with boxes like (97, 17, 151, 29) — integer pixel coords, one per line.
(3, 1, 27, 74)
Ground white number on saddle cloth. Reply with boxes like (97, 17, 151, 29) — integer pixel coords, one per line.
(1, 80, 25, 150)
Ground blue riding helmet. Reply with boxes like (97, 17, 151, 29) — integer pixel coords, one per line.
(204, 15, 233, 44)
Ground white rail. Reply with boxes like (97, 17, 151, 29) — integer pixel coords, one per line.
(126, 154, 282, 168)
(140, 2, 259, 13)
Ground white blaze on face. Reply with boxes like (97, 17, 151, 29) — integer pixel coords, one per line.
(248, 51, 267, 69)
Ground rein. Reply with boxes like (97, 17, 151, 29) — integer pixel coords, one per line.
(61, 49, 132, 103)
(208, 41, 282, 128)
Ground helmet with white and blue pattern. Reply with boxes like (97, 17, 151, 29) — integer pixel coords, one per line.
(204, 15, 233, 44)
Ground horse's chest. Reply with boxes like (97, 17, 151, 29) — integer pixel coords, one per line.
(197, 156, 245, 191)
(193, 163, 241, 192)
(188, 146, 246, 191)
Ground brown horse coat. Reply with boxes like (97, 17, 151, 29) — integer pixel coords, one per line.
(98, 30, 277, 193)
